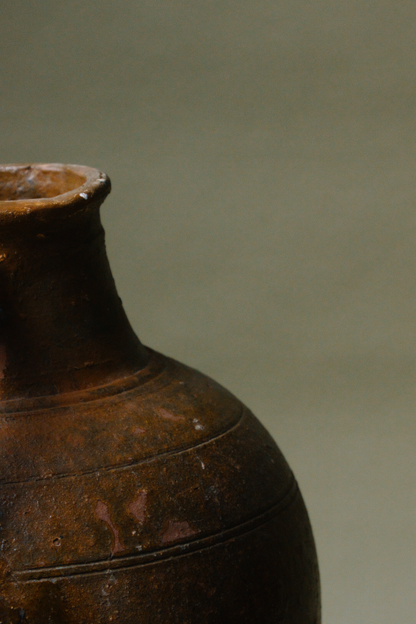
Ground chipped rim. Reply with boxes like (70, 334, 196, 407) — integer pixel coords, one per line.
(0, 163, 111, 216)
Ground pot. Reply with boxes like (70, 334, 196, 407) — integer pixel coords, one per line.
(0, 163, 320, 623)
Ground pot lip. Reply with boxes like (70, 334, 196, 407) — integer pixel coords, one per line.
(0, 163, 111, 214)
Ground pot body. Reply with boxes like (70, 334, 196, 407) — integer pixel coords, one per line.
(0, 164, 320, 623)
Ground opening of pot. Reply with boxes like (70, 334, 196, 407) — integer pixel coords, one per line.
(0, 165, 87, 201)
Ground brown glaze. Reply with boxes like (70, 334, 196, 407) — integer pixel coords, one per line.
(0, 164, 148, 400)
(0, 164, 320, 623)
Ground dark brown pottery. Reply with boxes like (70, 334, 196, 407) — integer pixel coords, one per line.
(0, 164, 320, 623)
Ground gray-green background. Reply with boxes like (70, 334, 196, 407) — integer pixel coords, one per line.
(1, 1, 415, 621)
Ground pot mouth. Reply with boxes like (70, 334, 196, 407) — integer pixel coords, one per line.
(0, 163, 110, 213)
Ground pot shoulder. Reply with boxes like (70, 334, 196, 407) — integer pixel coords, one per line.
(0, 349, 296, 577)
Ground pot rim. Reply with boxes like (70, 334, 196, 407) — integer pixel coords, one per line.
(0, 163, 111, 215)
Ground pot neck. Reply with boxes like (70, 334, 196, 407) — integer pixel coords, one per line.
(0, 164, 148, 401)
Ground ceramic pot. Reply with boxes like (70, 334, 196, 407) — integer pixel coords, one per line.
(0, 164, 320, 623)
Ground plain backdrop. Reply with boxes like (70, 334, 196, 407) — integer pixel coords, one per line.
(1, 2, 416, 621)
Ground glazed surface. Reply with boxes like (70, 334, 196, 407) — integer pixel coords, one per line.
(0, 352, 292, 572)
(0, 164, 320, 623)
(0, 353, 319, 623)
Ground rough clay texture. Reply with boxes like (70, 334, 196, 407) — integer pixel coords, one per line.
(0, 164, 320, 623)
